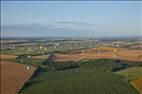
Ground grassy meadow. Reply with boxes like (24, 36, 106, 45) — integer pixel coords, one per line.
(19, 59, 141, 94)
(115, 67, 142, 80)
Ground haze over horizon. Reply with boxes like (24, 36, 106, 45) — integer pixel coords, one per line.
(1, 1, 141, 38)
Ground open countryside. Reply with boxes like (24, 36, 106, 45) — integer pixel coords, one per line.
(1, 38, 142, 94)
(1, 1, 142, 94)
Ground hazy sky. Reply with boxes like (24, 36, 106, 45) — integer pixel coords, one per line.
(1, 1, 141, 37)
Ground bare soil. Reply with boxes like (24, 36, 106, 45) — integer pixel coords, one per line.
(52, 48, 142, 62)
(0, 61, 37, 94)
(1, 54, 17, 59)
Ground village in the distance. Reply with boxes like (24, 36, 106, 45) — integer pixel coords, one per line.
(1, 1, 142, 94)
(1, 36, 142, 94)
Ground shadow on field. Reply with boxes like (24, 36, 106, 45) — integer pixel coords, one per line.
(30, 54, 55, 78)
(30, 67, 44, 78)
(42, 54, 55, 65)
(19, 80, 43, 93)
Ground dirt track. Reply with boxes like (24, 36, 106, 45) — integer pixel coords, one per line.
(52, 48, 142, 62)
(1, 61, 37, 94)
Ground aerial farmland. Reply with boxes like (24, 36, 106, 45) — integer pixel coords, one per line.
(1, 1, 142, 94)
(1, 37, 142, 94)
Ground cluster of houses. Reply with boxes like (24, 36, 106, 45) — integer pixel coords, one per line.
(24, 46, 48, 54)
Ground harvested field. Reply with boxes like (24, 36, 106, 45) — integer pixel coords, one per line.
(132, 77, 142, 94)
(1, 61, 37, 94)
(52, 48, 142, 62)
(1, 54, 17, 59)
(115, 67, 142, 80)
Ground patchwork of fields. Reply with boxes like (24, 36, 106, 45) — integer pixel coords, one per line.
(19, 68, 138, 94)
(17, 59, 142, 94)
(1, 1, 142, 93)
(1, 46, 142, 94)
(115, 67, 142, 80)
(115, 67, 142, 94)
(52, 48, 142, 62)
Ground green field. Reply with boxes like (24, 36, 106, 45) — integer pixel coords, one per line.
(1, 58, 47, 67)
(115, 67, 142, 80)
(19, 59, 140, 94)
(1, 49, 38, 55)
(1, 40, 97, 55)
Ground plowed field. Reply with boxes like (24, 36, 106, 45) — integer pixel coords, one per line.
(52, 48, 142, 62)
(1, 54, 17, 59)
(1, 61, 37, 94)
